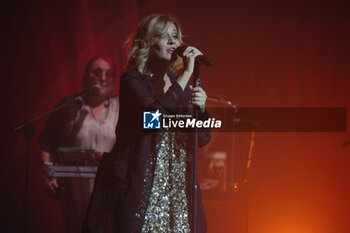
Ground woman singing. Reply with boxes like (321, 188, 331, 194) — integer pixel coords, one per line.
(84, 14, 210, 233)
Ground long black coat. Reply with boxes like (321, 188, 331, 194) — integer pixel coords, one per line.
(83, 70, 210, 233)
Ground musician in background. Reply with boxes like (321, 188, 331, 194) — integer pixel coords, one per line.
(39, 56, 119, 233)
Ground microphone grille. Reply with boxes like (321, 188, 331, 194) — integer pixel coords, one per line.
(175, 46, 187, 56)
(93, 84, 101, 90)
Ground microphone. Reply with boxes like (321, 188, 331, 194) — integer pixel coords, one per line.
(176, 46, 215, 67)
(90, 84, 102, 95)
(75, 84, 102, 104)
(81, 84, 101, 97)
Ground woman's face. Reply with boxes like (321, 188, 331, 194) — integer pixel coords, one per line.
(85, 58, 115, 98)
(151, 22, 180, 62)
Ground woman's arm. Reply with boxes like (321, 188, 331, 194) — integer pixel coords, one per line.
(176, 46, 203, 90)
(41, 150, 59, 193)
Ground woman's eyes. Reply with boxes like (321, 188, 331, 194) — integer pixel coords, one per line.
(106, 71, 115, 78)
(92, 69, 114, 79)
(93, 70, 102, 76)
(159, 33, 179, 40)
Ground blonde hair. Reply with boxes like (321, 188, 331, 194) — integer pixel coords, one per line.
(125, 14, 183, 76)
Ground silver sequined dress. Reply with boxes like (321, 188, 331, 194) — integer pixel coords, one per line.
(141, 130, 191, 233)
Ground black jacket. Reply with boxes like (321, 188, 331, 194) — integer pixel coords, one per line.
(83, 70, 210, 233)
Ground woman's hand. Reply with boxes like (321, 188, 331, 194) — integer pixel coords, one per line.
(182, 46, 203, 75)
(176, 46, 203, 90)
(45, 177, 59, 193)
(190, 85, 207, 113)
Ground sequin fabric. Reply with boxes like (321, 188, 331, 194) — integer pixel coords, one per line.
(141, 130, 191, 233)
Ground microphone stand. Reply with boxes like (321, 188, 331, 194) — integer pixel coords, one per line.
(12, 95, 84, 233)
(192, 64, 201, 233)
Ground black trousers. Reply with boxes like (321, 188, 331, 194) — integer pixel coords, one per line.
(60, 178, 92, 233)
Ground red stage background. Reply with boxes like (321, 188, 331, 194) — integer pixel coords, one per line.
(2, 0, 350, 232)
